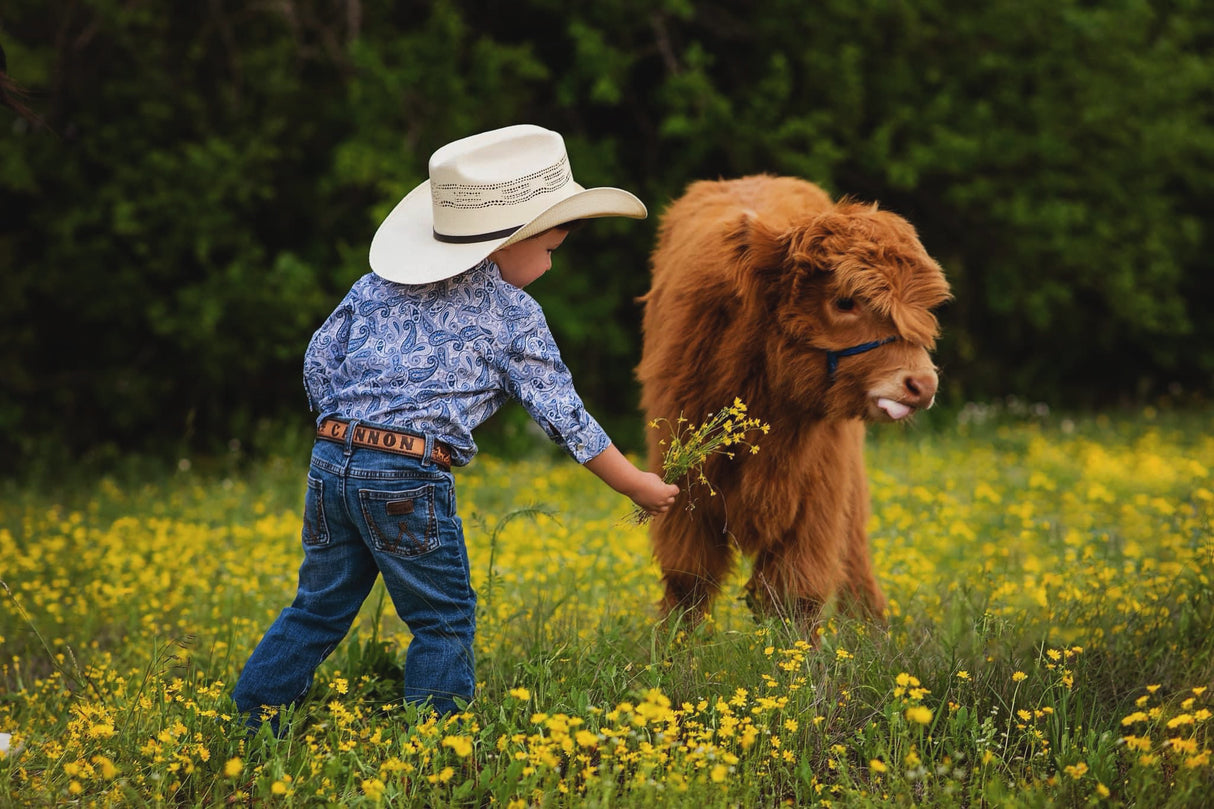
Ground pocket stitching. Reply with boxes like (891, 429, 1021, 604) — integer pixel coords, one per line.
(359, 484, 440, 558)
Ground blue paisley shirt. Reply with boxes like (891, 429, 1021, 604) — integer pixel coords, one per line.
(303, 261, 611, 467)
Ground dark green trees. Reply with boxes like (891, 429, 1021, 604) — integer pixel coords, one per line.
(2, 0, 1211, 462)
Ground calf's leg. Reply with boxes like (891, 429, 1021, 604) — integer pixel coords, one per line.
(836, 473, 887, 621)
(651, 513, 735, 627)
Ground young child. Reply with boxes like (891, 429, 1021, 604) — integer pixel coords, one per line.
(232, 124, 678, 733)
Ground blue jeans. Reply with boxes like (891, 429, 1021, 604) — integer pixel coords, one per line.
(232, 425, 475, 732)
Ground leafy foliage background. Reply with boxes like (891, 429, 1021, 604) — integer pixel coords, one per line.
(2, 0, 1212, 465)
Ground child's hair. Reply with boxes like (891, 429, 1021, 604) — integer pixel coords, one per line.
(553, 218, 588, 234)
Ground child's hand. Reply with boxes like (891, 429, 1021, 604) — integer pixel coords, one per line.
(584, 446, 679, 516)
(628, 472, 680, 516)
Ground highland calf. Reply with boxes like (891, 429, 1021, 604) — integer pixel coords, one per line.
(637, 175, 951, 632)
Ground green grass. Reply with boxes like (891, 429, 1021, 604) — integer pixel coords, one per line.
(1, 406, 1212, 806)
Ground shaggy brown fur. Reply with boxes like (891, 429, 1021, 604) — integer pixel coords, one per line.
(637, 175, 951, 632)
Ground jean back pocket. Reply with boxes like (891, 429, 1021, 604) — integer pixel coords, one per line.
(302, 474, 331, 546)
(358, 484, 440, 558)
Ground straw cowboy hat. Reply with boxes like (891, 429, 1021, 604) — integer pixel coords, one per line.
(370, 124, 647, 285)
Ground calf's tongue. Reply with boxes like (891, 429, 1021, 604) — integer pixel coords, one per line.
(877, 397, 912, 420)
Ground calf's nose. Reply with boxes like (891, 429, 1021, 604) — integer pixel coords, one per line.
(903, 370, 939, 408)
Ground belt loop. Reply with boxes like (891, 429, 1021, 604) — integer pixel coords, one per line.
(421, 433, 434, 468)
(343, 419, 360, 456)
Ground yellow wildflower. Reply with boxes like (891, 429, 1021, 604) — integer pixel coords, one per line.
(428, 767, 455, 784)
(1123, 735, 1152, 752)
(442, 735, 474, 758)
(92, 755, 119, 779)
(1185, 752, 1210, 768)
(1170, 738, 1198, 755)
(1064, 762, 1088, 779)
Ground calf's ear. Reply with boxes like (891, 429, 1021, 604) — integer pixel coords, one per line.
(723, 211, 792, 300)
(733, 211, 786, 267)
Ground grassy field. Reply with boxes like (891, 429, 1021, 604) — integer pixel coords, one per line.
(1, 405, 1212, 807)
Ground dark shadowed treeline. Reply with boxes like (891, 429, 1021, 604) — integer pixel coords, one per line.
(2, 0, 1212, 467)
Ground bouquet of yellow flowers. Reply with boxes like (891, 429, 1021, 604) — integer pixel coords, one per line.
(631, 398, 770, 524)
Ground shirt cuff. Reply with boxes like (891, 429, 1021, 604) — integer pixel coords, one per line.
(559, 412, 612, 465)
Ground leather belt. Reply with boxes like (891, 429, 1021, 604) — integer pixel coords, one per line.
(316, 418, 452, 470)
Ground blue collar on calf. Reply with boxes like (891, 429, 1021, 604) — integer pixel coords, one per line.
(826, 336, 899, 379)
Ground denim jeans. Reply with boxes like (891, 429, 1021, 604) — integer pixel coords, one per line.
(232, 423, 476, 732)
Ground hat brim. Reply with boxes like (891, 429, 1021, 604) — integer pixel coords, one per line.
(370, 181, 647, 285)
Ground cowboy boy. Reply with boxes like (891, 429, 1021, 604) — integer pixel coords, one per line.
(232, 125, 678, 732)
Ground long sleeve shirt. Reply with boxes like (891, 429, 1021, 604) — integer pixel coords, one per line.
(303, 261, 611, 466)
